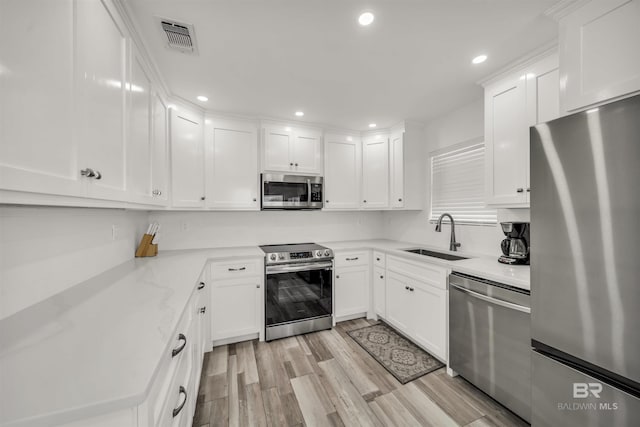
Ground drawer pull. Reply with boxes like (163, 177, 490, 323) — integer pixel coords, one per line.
(197, 282, 205, 290)
(409, 287, 415, 292)
(345, 257, 359, 261)
(172, 386, 187, 417)
(380, 275, 384, 279)
(172, 333, 187, 357)
(405, 286, 410, 290)
(228, 267, 247, 272)
(376, 257, 380, 261)
(199, 307, 206, 314)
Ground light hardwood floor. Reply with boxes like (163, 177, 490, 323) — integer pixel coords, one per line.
(194, 319, 529, 427)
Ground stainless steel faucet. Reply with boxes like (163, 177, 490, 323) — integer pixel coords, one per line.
(435, 213, 461, 251)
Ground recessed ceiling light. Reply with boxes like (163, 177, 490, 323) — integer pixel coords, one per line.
(285, 127, 292, 132)
(205, 119, 212, 124)
(368, 123, 377, 128)
(196, 95, 208, 102)
(167, 104, 177, 110)
(358, 12, 375, 26)
(295, 111, 304, 117)
(472, 55, 487, 65)
(347, 136, 353, 141)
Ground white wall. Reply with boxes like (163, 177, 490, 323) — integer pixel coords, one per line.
(0, 206, 148, 319)
(148, 210, 384, 250)
(383, 98, 530, 256)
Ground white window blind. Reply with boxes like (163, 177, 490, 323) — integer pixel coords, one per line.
(430, 141, 497, 225)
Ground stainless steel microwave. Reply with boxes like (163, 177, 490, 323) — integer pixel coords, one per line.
(261, 174, 323, 210)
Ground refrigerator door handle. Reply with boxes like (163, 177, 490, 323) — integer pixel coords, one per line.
(450, 283, 531, 313)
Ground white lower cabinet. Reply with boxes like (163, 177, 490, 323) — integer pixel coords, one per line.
(385, 256, 448, 361)
(373, 266, 386, 317)
(210, 258, 263, 343)
(334, 251, 370, 319)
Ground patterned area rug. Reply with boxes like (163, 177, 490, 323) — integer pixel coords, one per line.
(347, 322, 444, 384)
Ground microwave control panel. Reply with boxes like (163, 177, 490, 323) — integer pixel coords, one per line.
(310, 184, 322, 202)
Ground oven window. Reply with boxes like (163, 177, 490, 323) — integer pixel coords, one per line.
(266, 269, 332, 326)
(263, 182, 309, 203)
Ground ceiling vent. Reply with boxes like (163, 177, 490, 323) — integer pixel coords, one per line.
(157, 18, 198, 55)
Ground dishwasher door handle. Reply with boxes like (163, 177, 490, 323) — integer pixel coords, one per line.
(450, 284, 531, 313)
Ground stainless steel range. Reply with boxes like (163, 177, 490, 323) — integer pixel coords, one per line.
(260, 243, 334, 341)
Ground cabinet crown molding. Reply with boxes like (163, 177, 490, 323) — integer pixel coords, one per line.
(477, 42, 558, 87)
(544, 0, 591, 21)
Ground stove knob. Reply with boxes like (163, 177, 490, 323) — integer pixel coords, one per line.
(269, 254, 277, 261)
(316, 250, 323, 257)
(278, 254, 285, 260)
(324, 250, 331, 256)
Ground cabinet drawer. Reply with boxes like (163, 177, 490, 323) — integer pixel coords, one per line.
(386, 255, 448, 290)
(335, 251, 369, 268)
(373, 251, 386, 268)
(210, 259, 260, 280)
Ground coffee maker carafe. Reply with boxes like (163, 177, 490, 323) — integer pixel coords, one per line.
(498, 222, 530, 265)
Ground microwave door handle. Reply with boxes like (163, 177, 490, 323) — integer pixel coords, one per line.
(307, 179, 312, 205)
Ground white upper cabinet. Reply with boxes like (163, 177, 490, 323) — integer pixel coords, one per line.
(171, 107, 205, 208)
(127, 50, 153, 204)
(324, 134, 361, 209)
(76, 0, 129, 202)
(151, 92, 169, 203)
(362, 134, 390, 209)
(0, 0, 80, 197)
(560, 0, 640, 112)
(484, 52, 559, 207)
(389, 130, 404, 208)
(262, 124, 322, 175)
(205, 118, 259, 210)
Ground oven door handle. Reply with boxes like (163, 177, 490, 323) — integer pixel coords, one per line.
(266, 262, 333, 274)
(450, 284, 531, 313)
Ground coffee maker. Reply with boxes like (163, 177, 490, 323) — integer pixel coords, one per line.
(498, 222, 530, 265)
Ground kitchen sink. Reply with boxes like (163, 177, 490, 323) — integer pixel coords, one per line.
(403, 248, 468, 261)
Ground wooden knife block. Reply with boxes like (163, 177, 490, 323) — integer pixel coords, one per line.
(135, 234, 158, 257)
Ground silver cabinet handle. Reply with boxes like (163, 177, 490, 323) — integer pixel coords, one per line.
(228, 267, 246, 272)
(379, 275, 384, 279)
(253, 198, 257, 202)
(516, 188, 524, 193)
(376, 257, 380, 261)
(256, 284, 260, 288)
(172, 386, 187, 417)
(526, 188, 531, 192)
(199, 307, 206, 314)
(197, 282, 205, 290)
(152, 189, 162, 196)
(410, 287, 414, 292)
(80, 168, 94, 178)
(405, 286, 410, 290)
(398, 198, 402, 202)
(450, 284, 531, 313)
(295, 162, 298, 166)
(363, 200, 367, 203)
(201, 196, 205, 200)
(94, 170, 101, 180)
(326, 200, 329, 203)
(336, 275, 340, 279)
(172, 334, 187, 357)
(290, 162, 294, 166)
(345, 257, 359, 261)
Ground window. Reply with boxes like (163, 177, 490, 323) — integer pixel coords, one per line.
(430, 139, 497, 225)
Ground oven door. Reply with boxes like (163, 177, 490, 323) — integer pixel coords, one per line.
(265, 262, 333, 328)
(261, 174, 323, 209)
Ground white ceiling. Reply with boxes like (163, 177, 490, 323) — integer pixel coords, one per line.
(127, 0, 559, 130)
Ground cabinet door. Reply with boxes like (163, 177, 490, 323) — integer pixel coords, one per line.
(263, 126, 292, 172)
(151, 92, 169, 203)
(324, 135, 361, 209)
(484, 76, 528, 206)
(0, 0, 83, 197)
(389, 132, 404, 208)
(292, 129, 322, 174)
(170, 109, 205, 207)
(335, 267, 369, 318)
(411, 284, 447, 360)
(206, 119, 259, 210)
(362, 136, 389, 209)
(385, 273, 411, 332)
(526, 53, 560, 126)
(77, 0, 128, 201)
(127, 52, 153, 204)
(211, 279, 260, 340)
(561, 0, 640, 112)
(373, 267, 386, 317)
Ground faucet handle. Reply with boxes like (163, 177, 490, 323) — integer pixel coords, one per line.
(451, 242, 462, 251)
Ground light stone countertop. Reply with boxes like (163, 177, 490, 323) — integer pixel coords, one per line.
(0, 247, 263, 427)
(320, 239, 530, 290)
(0, 240, 529, 427)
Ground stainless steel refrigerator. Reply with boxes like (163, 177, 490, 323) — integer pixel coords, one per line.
(530, 94, 640, 426)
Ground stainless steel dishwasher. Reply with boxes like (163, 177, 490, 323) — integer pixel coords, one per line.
(449, 272, 531, 423)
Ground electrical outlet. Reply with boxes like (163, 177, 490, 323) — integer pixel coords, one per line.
(111, 225, 119, 241)
(181, 222, 189, 232)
